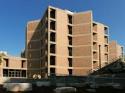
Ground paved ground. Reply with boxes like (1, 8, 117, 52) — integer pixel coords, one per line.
(1, 86, 125, 93)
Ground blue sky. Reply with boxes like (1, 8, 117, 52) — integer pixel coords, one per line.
(0, 0, 125, 56)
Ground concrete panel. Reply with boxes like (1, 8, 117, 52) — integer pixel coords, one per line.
(73, 57, 92, 67)
(73, 46, 91, 56)
(73, 35, 91, 45)
(73, 24, 91, 35)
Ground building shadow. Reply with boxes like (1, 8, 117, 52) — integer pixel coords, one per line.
(91, 59, 125, 76)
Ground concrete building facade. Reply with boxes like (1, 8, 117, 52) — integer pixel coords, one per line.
(0, 54, 27, 84)
(109, 41, 124, 62)
(25, 6, 109, 78)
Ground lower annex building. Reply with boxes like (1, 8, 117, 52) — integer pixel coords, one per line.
(0, 52, 27, 84)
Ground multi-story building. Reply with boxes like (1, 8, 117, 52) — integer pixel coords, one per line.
(109, 41, 124, 62)
(25, 6, 109, 78)
(0, 53, 27, 84)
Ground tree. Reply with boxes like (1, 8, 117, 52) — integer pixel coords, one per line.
(0, 53, 6, 64)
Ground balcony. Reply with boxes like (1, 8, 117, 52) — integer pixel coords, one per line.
(104, 36, 108, 44)
(4, 59, 9, 67)
(93, 61, 99, 69)
(50, 44, 56, 54)
(93, 23, 97, 32)
(68, 47, 72, 56)
(21, 60, 26, 68)
(68, 36, 72, 45)
(50, 56, 56, 65)
(93, 51, 98, 61)
(93, 33, 97, 41)
(93, 42, 98, 50)
(104, 45, 108, 52)
(68, 25, 72, 35)
(50, 20, 56, 30)
(68, 15, 72, 24)
(68, 69, 72, 75)
(50, 68, 55, 75)
(105, 54, 108, 62)
(104, 27, 108, 35)
(50, 32, 56, 42)
(68, 58, 72, 67)
(50, 8, 56, 19)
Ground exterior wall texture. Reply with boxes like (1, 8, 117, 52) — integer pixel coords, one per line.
(72, 12, 92, 75)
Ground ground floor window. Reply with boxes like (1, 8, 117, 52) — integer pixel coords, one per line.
(3, 69, 26, 77)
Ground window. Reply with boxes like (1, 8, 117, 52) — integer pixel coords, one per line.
(8, 70, 15, 77)
(68, 36, 72, 45)
(50, 56, 55, 65)
(93, 61, 97, 64)
(50, 32, 56, 42)
(104, 36, 108, 43)
(22, 60, 26, 68)
(68, 58, 72, 67)
(50, 8, 56, 19)
(50, 68, 55, 75)
(68, 47, 72, 56)
(104, 45, 108, 52)
(68, 15, 72, 24)
(68, 25, 72, 34)
(93, 51, 98, 60)
(3, 69, 27, 77)
(3, 69, 8, 77)
(22, 70, 26, 77)
(104, 27, 108, 34)
(93, 23, 97, 31)
(15, 71, 20, 77)
(50, 44, 56, 53)
(93, 42, 97, 50)
(50, 20, 56, 30)
(4, 59, 9, 67)
(93, 33, 97, 41)
(68, 69, 72, 75)
(105, 54, 108, 62)
(93, 23, 97, 27)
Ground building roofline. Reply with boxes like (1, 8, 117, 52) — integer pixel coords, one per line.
(3, 55, 27, 60)
(93, 21, 109, 28)
(48, 5, 94, 15)
(48, 5, 74, 14)
(73, 10, 92, 15)
(27, 19, 40, 24)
